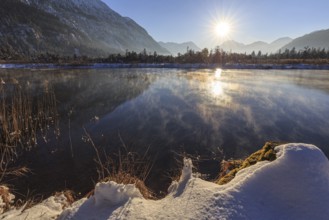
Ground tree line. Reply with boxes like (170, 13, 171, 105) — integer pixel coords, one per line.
(1, 46, 329, 65)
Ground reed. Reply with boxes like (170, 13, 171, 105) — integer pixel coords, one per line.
(0, 77, 59, 180)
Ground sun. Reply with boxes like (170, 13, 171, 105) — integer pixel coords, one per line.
(215, 21, 231, 37)
(206, 9, 239, 46)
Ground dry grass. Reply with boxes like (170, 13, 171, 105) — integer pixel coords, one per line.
(103, 173, 153, 199)
(83, 128, 156, 199)
(0, 77, 59, 181)
(62, 190, 75, 206)
(53, 190, 76, 209)
(0, 166, 30, 182)
(0, 185, 14, 214)
(12, 191, 44, 213)
(216, 142, 283, 185)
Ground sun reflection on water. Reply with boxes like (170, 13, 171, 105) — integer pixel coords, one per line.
(211, 81, 224, 96)
(211, 68, 224, 96)
(215, 68, 222, 79)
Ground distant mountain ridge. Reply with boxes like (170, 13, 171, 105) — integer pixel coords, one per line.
(281, 29, 329, 51)
(0, 0, 169, 57)
(220, 37, 293, 54)
(220, 29, 329, 54)
(158, 41, 201, 56)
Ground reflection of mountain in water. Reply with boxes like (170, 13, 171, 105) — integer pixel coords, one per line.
(0, 68, 155, 198)
(284, 70, 329, 94)
(53, 69, 154, 124)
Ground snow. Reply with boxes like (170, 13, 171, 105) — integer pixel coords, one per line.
(59, 182, 144, 219)
(1, 143, 329, 219)
(215, 143, 329, 219)
(0, 194, 67, 219)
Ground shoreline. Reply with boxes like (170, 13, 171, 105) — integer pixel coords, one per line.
(2, 143, 329, 219)
(1, 63, 329, 70)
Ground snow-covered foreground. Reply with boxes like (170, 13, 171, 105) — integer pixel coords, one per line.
(2, 143, 329, 220)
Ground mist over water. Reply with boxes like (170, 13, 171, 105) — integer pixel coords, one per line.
(1, 68, 329, 196)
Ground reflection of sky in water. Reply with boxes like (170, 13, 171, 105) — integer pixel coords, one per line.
(2, 68, 329, 195)
(91, 69, 329, 159)
(2, 68, 328, 159)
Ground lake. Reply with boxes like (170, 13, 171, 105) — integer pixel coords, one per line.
(1, 68, 329, 197)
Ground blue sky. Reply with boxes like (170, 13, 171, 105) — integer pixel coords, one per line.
(103, 0, 329, 48)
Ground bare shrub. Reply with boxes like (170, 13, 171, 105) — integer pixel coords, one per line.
(83, 128, 156, 199)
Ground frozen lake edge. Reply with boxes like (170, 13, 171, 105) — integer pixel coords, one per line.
(1, 63, 329, 70)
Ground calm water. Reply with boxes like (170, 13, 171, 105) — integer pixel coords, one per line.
(1, 68, 329, 196)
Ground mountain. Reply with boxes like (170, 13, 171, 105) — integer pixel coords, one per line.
(158, 41, 200, 56)
(245, 41, 269, 54)
(219, 40, 245, 53)
(0, 0, 169, 57)
(221, 37, 292, 54)
(281, 29, 329, 51)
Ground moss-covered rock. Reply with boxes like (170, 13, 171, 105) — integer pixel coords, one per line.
(216, 142, 283, 185)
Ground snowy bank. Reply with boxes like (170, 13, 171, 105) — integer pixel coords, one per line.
(2, 143, 329, 220)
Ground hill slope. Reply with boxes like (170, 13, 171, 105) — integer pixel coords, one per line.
(221, 37, 292, 54)
(158, 41, 201, 56)
(0, 0, 169, 57)
(281, 29, 329, 51)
